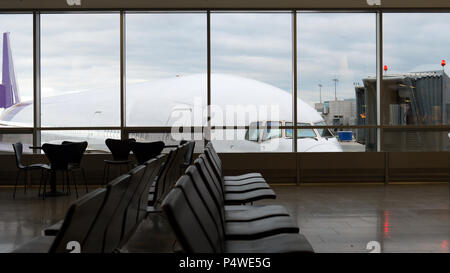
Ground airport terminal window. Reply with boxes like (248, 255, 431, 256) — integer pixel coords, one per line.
(40, 13, 120, 127)
(0, 14, 33, 128)
(383, 13, 450, 126)
(297, 13, 377, 127)
(2, 11, 450, 153)
(126, 13, 207, 127)
(210, 12, 292, 127)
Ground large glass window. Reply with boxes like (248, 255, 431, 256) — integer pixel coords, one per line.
(297, 13, 377, 152)
(210, 12, 292, 152)
(4, 11, 450, 154)
(297, 13, 376, 126)
(211, 12, 292, 127)
(126, 13, 207, 127)
(40, 13, 120, 127)
(384, 13, 450, 126)
(0, 14, 33, 128)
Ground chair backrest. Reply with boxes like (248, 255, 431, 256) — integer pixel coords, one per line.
(204, 148, 224, 184)
(130, 141, 165, 165)
(161, 186, 217, 253)
(62, 141, 88, 165)
(42, 143, 79, 170)
(136, 154, 166, 223)
(105, 138, 136, 161)
(83, 174, 130, 253)
(152, 148, 178, 208)
(197, 154, 225, 196)
(206, 142, 222, 167)
(185, 164, 226, 235)
(183, 141, 196, 166)
(49, 188, 107, 253)
(84, 174, 131, 253)
(11, 142, 24, 169)
(161, 144, 189, 200)
(102, 173, 133, 252)
(121, 165, 147, 243)
(175, 173, 224, 252)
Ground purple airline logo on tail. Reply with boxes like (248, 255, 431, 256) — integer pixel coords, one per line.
(0, 32, 20, 109)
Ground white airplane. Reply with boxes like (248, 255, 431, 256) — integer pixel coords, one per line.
(0, 32, 342, 152)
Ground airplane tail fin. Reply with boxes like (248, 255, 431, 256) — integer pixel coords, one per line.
(0, 32, 20, 108)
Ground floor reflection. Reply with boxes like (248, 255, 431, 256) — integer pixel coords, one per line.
(262, 184, 450, 253)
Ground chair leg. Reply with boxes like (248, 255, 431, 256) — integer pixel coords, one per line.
(42, 172, 49, 200)
(61, 170, 65, 193)
(81, 168, 88, 193)
(106, 164, 110, 185)
(71, 171, 79, 198)
(23, 169, 28, 194)
(38, 169, 44, 197)
(65, 171, 71, 195)
(13, 170, 21, 199)
(102, 163, 107, 186)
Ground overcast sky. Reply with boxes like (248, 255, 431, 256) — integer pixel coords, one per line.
(1, 12, 450, 113)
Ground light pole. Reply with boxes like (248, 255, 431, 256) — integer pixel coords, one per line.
(318, 84, 323, 104)
(332, 77, 339, 101)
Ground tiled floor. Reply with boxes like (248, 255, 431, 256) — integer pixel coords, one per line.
(260, 184, 450, 253)
(0, 184, 449, 253)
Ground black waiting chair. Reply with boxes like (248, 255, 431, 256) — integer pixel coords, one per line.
(12, 188, 108, 253)
(41, 143, 80, 199)
(196, 155, 275, 205)
(149, 143, 190, 210)
(62, 141, 89, 193)
(185, 164, 289, 222)
(103, 165, 145, 252)
(48, 188, 107, 253)
(12, 142, 49, 198)
(162, 178, 314, 253)
(180, 141, 196, 174)
(130, 141, 165, 165)
(180, 167, 298, 240)
(103, 138, 136, 185)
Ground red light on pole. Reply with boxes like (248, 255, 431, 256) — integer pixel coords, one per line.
(442, 60, 446, 68)
(383, 65, 388, 75)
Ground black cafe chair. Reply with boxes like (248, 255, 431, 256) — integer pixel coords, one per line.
(130, 141, 165, 165)
(41, 143, 80, 199)
(12, 142, 49, 199)
(103, 138, 136, 185)
(62, 141, 89, 193)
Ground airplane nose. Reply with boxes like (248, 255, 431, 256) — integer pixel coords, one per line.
(304, 144, 343, 152)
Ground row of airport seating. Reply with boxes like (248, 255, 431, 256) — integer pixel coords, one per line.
(161, 143, 314, 253)
(12, 142, 192, 253)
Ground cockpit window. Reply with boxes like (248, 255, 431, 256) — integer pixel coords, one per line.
(285, 122, 317, 139)
(314, 122, 334, 138)
(245, 121, 262, 142)
(246, 121, 281, 142)
(262, 121, 281, 141)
